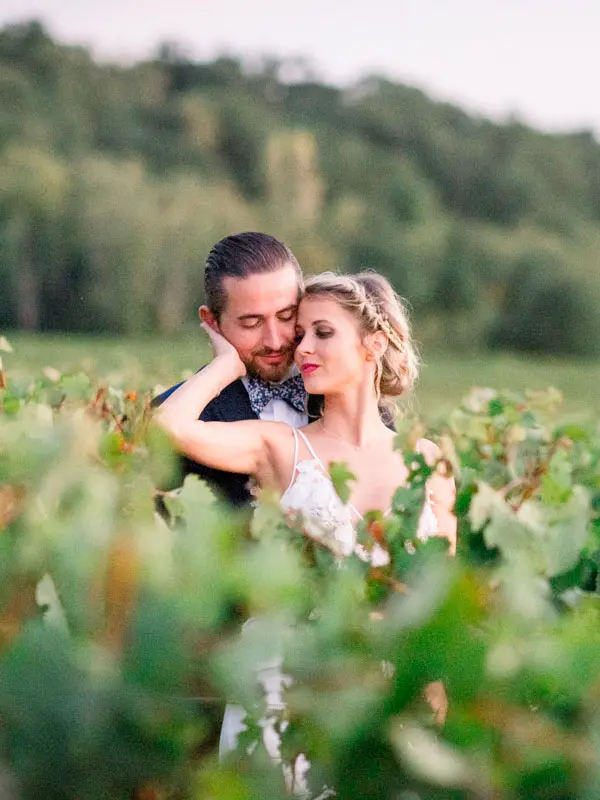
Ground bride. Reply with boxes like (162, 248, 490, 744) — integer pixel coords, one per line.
(155, 270, 456, 787)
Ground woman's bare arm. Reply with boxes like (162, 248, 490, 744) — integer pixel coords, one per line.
(153, 325, 278, 476)
(418, 438, 457, 556)
(417, 437, 456, 725)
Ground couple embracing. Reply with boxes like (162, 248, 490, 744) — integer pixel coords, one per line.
(154, 232, 457, 783)
(155, 231, 456, 556)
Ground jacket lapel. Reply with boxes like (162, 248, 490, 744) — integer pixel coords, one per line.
(216, 379, 258, 422)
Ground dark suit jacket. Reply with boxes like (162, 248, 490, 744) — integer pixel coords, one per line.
(152, 377, 322, 507)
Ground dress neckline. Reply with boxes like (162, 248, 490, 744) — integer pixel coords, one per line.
(289, 428, 394, 521)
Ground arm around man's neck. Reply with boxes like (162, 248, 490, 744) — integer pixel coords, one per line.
(155, 355, 244, 441)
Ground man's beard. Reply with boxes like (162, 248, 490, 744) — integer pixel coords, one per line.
(244, 346, 295, 383)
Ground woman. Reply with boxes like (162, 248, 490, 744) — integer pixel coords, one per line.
(155, 271, 456, 554)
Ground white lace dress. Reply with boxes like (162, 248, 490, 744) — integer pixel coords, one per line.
(219, 428, 439, 792)
(280, 428, 438, 563)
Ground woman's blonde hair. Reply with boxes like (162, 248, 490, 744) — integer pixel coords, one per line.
(303, 271, 419, 409)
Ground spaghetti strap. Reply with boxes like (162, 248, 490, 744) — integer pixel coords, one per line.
(296, 429, 326, 469)
(284, 427, 301, 494)
(296, 429, 363, 521)
(347, 501, 363, 521)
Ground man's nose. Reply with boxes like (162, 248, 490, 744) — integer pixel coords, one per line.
(263, 319, 285, 351)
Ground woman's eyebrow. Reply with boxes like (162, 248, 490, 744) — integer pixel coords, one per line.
(312, 319, 331, 326)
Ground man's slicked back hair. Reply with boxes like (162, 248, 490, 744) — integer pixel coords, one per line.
(204, 232, 302, 319)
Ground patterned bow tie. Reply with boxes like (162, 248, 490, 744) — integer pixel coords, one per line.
(246, 374, 306, 416)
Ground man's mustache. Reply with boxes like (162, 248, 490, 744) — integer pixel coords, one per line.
(253, 344, 295, 358)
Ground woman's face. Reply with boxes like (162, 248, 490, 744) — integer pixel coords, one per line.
(294, 296, 371, 394)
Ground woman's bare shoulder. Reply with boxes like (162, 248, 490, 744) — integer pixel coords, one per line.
(260, 420, 299, 442)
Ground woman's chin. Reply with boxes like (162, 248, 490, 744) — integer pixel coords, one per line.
(302, 374, 339, 395)
(302, 373, 360, 397)
(301, 373, 323, 393)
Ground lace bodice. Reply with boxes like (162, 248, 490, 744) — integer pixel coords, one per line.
(280, 428, 438, 564)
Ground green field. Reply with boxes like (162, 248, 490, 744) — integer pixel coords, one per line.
(4, 332, 600, 421)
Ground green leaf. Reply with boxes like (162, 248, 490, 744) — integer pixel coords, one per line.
(553, 423, 589, 442)
(540, 448, 574, 507)
(521, 410, 538, 429)
(1, 395, 21, 414)
(328, 461, 356, 505)
(468, 482, 505, 533)
(488, 398, 505, 417)
(541, 486, 590, 577)
(60, 372, 94, 400)
(455, 483, 477, 517)
(483, 505, 535, 565)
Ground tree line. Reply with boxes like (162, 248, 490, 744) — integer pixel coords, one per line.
(1, 20, 600, 354)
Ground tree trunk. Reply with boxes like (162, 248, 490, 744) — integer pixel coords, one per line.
(15, 234, 40, 330)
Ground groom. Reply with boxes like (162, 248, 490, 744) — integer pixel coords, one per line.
(153, 232, 319, 506)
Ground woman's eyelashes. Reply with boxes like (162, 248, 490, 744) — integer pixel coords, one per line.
(294, 325, 334, 344)
(315, 327, 334, 339)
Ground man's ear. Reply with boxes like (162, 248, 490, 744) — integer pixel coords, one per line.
(199, 305, 219, 332)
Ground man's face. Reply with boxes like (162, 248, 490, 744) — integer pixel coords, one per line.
(204, 265, 301, 382)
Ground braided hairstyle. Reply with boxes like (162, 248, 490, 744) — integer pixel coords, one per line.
(303, 271, 419, 409)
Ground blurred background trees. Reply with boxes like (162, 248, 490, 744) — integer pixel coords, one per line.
(1, 20, 600, 356)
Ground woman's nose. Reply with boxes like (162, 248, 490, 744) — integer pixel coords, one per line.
(296, 333, 314, 354)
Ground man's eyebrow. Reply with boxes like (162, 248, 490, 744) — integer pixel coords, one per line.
(236, 304, 298, 321)
(276, 304, 298, 314)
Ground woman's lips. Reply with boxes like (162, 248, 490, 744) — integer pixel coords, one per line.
(301, 363, 319, 375)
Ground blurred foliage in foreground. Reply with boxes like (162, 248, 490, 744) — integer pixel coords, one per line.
(2, 21, 600, 355)
(3, 341, 600, 798)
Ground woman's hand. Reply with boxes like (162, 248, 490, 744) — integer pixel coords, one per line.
(153, 319, 280, 477)
(201, 323, 246, 380)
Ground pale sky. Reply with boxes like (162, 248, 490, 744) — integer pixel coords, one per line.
(2, 0, 599, 136)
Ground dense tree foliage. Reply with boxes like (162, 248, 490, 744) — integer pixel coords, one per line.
(1, 21, 600, 354)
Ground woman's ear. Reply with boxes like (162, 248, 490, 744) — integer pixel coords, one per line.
(366, 330, 388, 361)
(199, 305, 219, 332)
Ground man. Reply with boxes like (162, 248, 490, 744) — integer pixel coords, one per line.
(152, 232, 313, 766)
(153, 231, 318, 506)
